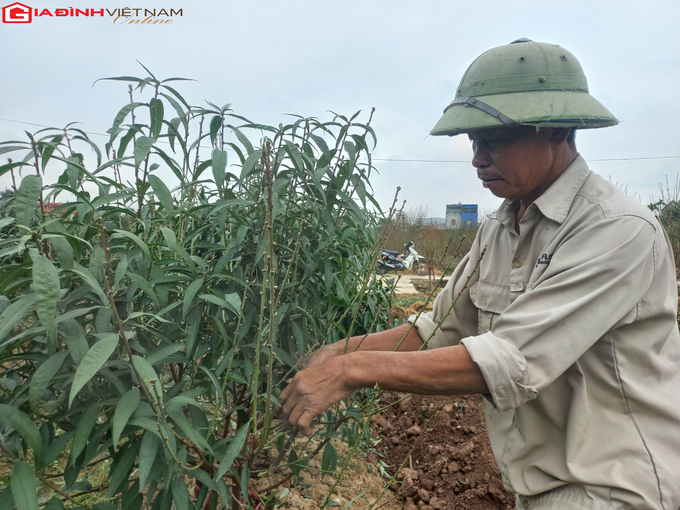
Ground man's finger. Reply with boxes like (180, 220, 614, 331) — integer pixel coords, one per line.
(296, 410, 316, 436)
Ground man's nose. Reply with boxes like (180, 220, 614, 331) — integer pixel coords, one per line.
(471, 143, 491, 169)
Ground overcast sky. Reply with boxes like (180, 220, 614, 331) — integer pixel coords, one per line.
(1, 0, 679, 218)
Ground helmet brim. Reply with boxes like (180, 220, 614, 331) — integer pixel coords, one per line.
(431, 90, 618, 136)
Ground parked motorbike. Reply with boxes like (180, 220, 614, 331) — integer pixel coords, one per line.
(377, 241, 427, 274)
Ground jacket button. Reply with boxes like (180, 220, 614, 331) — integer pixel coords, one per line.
(522, 499, 530, 509)
(512, 259, 523, 268)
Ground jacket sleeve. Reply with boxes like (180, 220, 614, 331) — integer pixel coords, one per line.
(407, 236, 481, 349)
(461, 215, 658, 412)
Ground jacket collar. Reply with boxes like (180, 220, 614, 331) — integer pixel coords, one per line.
(490, 154, 591, 225)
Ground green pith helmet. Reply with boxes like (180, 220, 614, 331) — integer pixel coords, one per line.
(431, 39, 618, 136)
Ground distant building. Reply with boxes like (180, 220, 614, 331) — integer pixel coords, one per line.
(446, 203, 478, 228)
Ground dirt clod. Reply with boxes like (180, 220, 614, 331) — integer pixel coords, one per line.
(377, 393, 515, 509)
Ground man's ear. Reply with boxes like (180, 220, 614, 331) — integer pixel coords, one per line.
(550, 127, 572, 146)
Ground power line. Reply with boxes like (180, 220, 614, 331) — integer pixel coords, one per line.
(1, 117, 679, 163)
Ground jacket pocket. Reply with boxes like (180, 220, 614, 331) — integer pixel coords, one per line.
(469, 280, 511, 335)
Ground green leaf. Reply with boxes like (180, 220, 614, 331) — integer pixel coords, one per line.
(68, 267, 108, 304)
(69, 333, 119, 407)
(112, 388, 141, 448)
(166, 408, 213, 454)
(216, 422, 249, 479)
(0, 405, 43, 465)
(138, 431, 160, 489)
(61, 319, 88, 364)
(132, 355, 163, 404)
(110, 230, 151, 264)
(29, 350, 69, 413)
(128, 273, 160, 307)
(45, 497, 66, 510)
(105, 440, 140, 499)
(321, 442, 338, 477)
(171, 475, 190, 510)
(183, 278, 203, 318)
(159, 227, 195, 272)
(114, 255, 128, 289)
(145, 344, 183, 366)
(134, 136, 153, 170)
(212, 149, 227, 196)
(0, 293, 36, 339)
(10, 461, 38, 510)
(69, 405, 100, 465)
(209, 115, 222, 148)
(30, 251, 60, 345)
(240, 150, 262, 180)
(15, 175, 42, 227)
(150, 98, 164, 139)
(148, 174, 175, 215)
(48, 235, 75, 271)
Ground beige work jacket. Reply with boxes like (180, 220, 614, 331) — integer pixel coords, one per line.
(409, 155, 680, 509)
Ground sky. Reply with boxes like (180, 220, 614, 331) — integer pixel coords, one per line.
(1, 0, 679, 219)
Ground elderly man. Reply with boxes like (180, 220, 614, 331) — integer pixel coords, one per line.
(280, 40, 680, 509)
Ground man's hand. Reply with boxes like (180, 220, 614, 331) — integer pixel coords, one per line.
(279, 356, 352, 436)
(301, 342, 342, 370)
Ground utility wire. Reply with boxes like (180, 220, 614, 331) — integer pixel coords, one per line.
(1, 116, 679, 163)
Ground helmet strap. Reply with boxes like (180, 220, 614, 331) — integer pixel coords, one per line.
(444, 97, 519, 128)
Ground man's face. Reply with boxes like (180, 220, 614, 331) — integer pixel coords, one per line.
(468, 126, 559, 204)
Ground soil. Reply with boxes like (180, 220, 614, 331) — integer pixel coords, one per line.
(371, 393, 515, 510)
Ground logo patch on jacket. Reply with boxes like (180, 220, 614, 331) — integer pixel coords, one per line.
(536, 253, 553, 266)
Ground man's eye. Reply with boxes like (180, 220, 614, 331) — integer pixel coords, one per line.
(484, 138, 501, 146)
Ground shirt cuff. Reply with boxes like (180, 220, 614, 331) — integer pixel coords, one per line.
(407, 312, 454, 349)
(461, 332, 539, 412)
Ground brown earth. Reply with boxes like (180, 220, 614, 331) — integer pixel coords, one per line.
(371, 393, 515, 510)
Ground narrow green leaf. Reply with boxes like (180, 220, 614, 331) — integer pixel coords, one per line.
(212, 149, 227, 195)
(182, 278, 203, 318)
(114, 255, 128, 289)
(0, 405, 43, 465)
(0, 293, 36, 339)
(15, 175, 42, 227)
(48, 235, 75, 270)
(232, 127, 254, 155)
(69, 405, 100, 465)
(131, 355, 162, 404)
(29, 350, 69, 413)
(10, 461, 38, 510)
(134, 136, 153, 170)
(150, 98, 164, 139)
(138, 431, 160, 489)
(68, 267, 108, 304)
(112, 388, 141, 448)
(209, 115, 222, 147)
(128, 273, 160, 307)
(61, 319, 88, 364)
(31, 251, 60, 344)
(321, 442, 338, 477)
(171, 475, 190, 510)
(166, 408, 213, 454)
(45, 497, 66, 510)
(216, 422, 249, 479)
(159, 227, 195, 272)
(148, 174, 175, 215)
(145, 344, 183, 366)
(69, 333, 119, 407)
(105, 441, 140, 499)
(110, 230, 151, 264)
(240, 150, 262, 180)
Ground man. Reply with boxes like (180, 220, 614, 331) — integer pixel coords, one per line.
(280, 40, 680, 509)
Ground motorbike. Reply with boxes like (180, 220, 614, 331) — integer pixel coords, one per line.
(377, 241, 427, 274)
